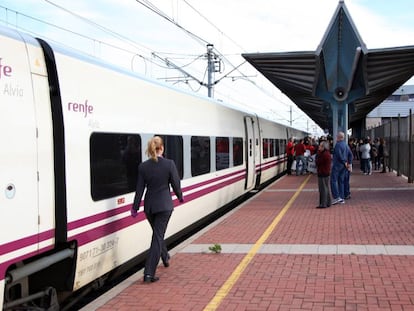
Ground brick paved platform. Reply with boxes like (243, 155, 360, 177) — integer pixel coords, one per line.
(84, 165, 414, 311)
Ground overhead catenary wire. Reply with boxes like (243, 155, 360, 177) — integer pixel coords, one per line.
(134, 0, 294, 108)
(1, 1, 311, 127)
(43, 0, 211, 77)
(181, 0, 247, 52)
(178, 1, 293, 108)
(43, 0, 294, 109)
(44, 0, 155, 54)
(135, 0, 209, 46)
(0, 5, 168, 74)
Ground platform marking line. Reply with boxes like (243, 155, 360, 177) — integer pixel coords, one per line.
(203, 175, 311, 311)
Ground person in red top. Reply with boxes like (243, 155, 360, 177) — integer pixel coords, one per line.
(294, 139, 306, 175)
(315, 140, 332, 208)
(306, 139, 316, 155)
(286, 137, 295, 175)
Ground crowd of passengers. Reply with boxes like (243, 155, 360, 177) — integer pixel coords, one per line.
(286, 135, 389, 176)
(286, 134, 389, 208)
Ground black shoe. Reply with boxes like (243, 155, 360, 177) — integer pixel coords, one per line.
(143, 275, 159, 283)
(162, 254, 170, 267)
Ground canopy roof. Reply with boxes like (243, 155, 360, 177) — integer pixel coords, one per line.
(242, 1, 414, 133)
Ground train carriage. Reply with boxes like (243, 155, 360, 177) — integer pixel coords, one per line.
(0, 24, 306, 310)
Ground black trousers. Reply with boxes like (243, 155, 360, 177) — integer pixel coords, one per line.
(144, 210, 172, 277)
(287, 154, 294, 174)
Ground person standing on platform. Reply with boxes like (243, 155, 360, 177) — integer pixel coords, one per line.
(131, 136, 183, 283)
(330, 132, 348, 205)
(286, 137, 295, 175)
(315, 140, 331, 208)
(360, 138, 371, 175)
(294, 139, 306, 175)
(379, 137, 389, 173)
(344, 143, 353, 200)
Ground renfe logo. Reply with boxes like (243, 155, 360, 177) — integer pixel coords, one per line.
(0, 58, 12, 79)
(68, 100, 94, 118)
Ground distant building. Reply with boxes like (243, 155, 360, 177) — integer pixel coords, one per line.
(366, 85, 414, 129)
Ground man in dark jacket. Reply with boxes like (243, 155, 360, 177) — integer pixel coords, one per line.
(316, 140, 331, 208)
(330, 132, 348, 204)
(344, 144, 353, 200)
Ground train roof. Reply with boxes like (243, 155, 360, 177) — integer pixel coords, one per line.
(1, 24, 260, 117)
(1, 24, 306, 132)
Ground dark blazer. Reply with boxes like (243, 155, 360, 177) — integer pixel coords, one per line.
(132, 157, 182, 214)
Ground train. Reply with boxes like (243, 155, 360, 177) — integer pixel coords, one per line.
(0, 24, 306, 310)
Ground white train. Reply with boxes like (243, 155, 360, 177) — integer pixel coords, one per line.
(0, 24, 306, 310)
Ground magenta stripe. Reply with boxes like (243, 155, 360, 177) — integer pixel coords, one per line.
(0, 229, 54, 256)
(181, 173, 245, 203)
(70, 212, 140, 245)
(68, 169, 245, 231)
(67, 204, 132, 230)
(69, 173, 246, 247)
(183, 168, 245, 192)
(257, 159, 276, 169)
(71, 194, 190, 245)
(1, 170, 246, 259)
(0, 170, 243, 280)
(0, 161, 286, 281)
(258, 157, 286, 171)
(261, 159, 285, 170)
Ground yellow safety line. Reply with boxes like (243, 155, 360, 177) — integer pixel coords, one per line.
(203, 175, 311, 311)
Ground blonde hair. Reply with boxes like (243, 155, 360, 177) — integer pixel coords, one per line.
(146, 136, 163, 162)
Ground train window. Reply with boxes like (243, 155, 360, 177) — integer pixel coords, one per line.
(233, 137, 243, 166)
(216, 137, 229, 170)
(157, 135, 184, 179)
(281, 139, 286, 154)
(90, 133, 142, 201)
(269, 139, 275, 157)
(191, 136, 211, 176)
(275, 139, 280, 155)
(263, 138, 269, 159)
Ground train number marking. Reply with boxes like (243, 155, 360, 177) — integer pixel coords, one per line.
(79, 237, 119, 262)
(77, 261, 102, 279)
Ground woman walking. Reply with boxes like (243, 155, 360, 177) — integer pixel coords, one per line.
(131, 136, 183, 283)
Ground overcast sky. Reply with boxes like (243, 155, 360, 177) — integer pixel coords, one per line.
(1, 0, 413, 134)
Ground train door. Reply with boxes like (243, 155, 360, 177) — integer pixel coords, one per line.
(0, 33, 41, 255)
(30, 73, 55, 242)
(244, 116, 256, 190)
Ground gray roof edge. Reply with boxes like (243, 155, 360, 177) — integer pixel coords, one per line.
(367, 100, 414, 117)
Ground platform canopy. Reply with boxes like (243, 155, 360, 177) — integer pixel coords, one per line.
(242, 0, 414, 135)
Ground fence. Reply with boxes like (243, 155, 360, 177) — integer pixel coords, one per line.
(363, 109, 413, 183)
